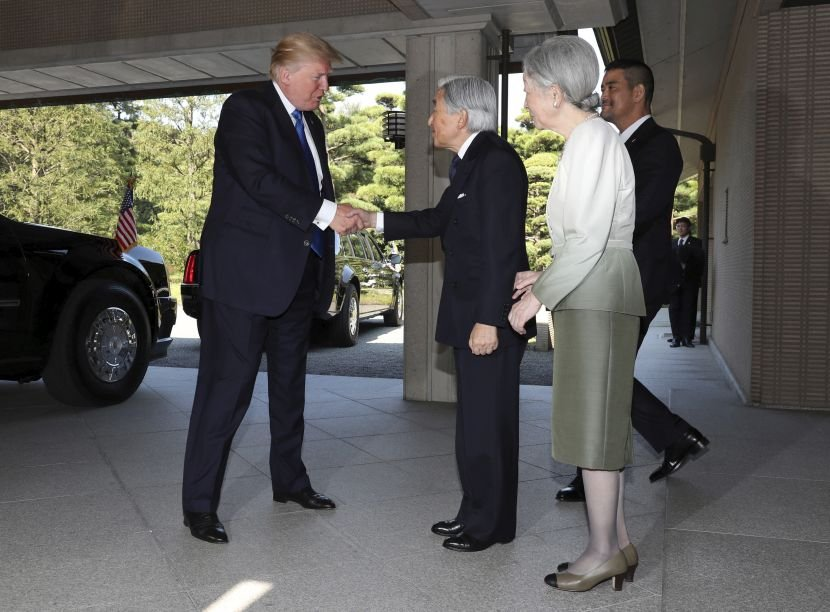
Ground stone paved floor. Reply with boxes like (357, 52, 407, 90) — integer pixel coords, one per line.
(2, 312, 829, 611)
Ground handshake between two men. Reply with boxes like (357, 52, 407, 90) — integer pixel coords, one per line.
(329, 205, 377, 235)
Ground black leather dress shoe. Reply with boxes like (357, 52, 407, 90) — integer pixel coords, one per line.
(556, 475, 585, 502)
(273, 486, 336, 509)
(649, 426, 710, 482)
(183, 512, 228, 544)
(670, 339, 683, 348)
(431, 519, 464, 537)
(442, 533, 499, 552)
(684, 338, 695, 347)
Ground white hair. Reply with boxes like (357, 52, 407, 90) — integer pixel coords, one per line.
(523, 36, 600, 111)
(438, 75, 498, 132)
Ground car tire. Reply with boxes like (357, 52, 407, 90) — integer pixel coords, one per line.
(383, 285, 404, 327)
(43, 279, 151, 406)
(330, 284, 359, 347)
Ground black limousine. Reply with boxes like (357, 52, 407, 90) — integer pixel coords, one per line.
(1, 213, 176, 406)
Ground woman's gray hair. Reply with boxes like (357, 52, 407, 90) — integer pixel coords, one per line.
(438, 75, 498, 133)
(523, 36, 600, 111)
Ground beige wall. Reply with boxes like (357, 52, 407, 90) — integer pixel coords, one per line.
(750, 5, 830, 409)
(709, 2, 758, 400)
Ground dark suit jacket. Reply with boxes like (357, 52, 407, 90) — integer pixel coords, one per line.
(384, 131, 535, 349)
(200, 81, 336, 316)
(625, 117, 683, 310)
(673, 235, 704, 286)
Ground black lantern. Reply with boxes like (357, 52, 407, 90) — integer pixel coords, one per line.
(383, 110, 406, 149)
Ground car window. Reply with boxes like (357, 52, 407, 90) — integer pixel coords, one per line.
(365, 235, 384, 261)
(337, 234, 353, 256)
(350, 234, 367, 259)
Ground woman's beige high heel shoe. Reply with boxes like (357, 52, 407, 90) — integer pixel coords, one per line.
(621, 543, 638, 582)
(557, 543, 639, 582)
(544, 551, 628, 592)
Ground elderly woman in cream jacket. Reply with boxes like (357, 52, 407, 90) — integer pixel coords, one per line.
(508, 36, 645, 593)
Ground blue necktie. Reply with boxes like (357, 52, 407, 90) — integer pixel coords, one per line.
(449, 154, 460, 181)
(291, 109, 325, 258)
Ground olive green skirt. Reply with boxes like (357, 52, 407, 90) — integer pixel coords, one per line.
(551, 309, 639, 470)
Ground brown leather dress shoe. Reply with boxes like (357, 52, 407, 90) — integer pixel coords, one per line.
(273, 486, 336, 509)
(183, 512, 228, 544)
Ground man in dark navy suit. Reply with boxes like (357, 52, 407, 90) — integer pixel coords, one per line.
(669, 216, 705, 347)
(556, 60, 709, 501)
(181, 33, 363, 543)
(359, 76, 534, 552)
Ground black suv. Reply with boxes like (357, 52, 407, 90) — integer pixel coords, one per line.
(0, 213, 176, 406)
(181, 230, 403, 346)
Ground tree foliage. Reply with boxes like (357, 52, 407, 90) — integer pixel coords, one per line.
(0, 88, 710, 279)
(132, 96, 223, 265)
(0, 104, 131, 234)
(674, 175, 699, 231)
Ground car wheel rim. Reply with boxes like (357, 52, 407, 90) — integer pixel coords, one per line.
(85, 307, 137, 382)
(348, 296, 358, 337)
(396, 291, 404, 319)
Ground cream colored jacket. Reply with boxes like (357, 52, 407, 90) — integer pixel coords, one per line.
(532, 117, 646, 316)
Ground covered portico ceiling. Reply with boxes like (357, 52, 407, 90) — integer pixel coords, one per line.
(0, 0, 625, 105)
(0, 0, 744, 172)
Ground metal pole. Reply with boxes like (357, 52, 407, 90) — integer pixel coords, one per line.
(698, 156, 712, 344)
(500, 29, 511, 139)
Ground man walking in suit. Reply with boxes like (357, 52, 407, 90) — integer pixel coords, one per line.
(556, 60, 709, 501)
(181, 32, 363, 543)
(358, 76, 534, 552)
(669, 216, 705, 347)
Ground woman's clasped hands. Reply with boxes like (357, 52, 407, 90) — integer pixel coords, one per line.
(509, 270, 543, 335)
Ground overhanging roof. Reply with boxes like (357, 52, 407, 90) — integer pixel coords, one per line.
(0, 0, 745, 176)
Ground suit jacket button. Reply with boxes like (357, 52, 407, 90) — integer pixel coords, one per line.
(303, 240, 310, 247)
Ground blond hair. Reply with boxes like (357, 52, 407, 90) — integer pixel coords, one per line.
(269, 32, 341, 79)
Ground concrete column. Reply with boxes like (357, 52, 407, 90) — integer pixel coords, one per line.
(402, 26, 498, 401)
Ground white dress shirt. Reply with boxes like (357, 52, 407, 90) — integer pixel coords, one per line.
(376, 132, 481, 231)
(273, 81, 336, 230)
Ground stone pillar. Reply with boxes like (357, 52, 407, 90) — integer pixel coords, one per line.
(402, 26, 498, 401)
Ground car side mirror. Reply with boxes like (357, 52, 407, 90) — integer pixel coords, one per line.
(389, 253, 402, 265)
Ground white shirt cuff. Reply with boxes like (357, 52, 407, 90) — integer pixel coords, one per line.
(375, 212, 385, 232)
(313, 200, 337, 230)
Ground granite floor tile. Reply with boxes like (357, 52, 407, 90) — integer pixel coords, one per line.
(160, 512, 363, 589)
(307, 412, 425, 438)
(308, 461, 450, 505)
(189, 558, 432, 612)
(666, 471, 830, 541)
(0, 531, 182, 612)
(347, 429, 455, 460)
(0, 460, 121, 502)
(663, 530, 830, 612)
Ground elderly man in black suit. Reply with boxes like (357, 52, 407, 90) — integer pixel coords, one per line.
(358, 76, 534, 552)
(181, 32, 363, 543)
(556, 60, 709, 501)
(669, 216, 705, 347)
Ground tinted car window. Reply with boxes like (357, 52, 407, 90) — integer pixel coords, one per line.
(350, 234, 367, 258)
(339, 234, 353, 257)
(365, 235, 384, 262)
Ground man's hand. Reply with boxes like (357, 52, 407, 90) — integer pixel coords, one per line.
(508, 290, 542, 335)
(512, 270, 541, 299)
(469, 323, 498, 356)
(348, 209, 375, 229)
(330, 204, 365, 234)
